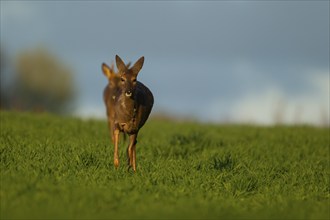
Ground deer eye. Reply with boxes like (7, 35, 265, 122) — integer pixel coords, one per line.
(121, 77, 125, 82)
(132, 79, 137, 83)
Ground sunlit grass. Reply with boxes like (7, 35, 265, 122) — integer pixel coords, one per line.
(0, 111, 329, 219)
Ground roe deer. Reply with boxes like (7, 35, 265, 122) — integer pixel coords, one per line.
(102, 55, 154, 171)
(102, 61, 131, 142)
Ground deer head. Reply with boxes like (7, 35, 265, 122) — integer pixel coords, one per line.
(116, 55, 144, 98)
(102, 62, 120, 88)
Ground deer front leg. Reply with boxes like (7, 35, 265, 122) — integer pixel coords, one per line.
(113, 129, 120, 168)
(127, 134, 137, 171)
(132, 139, 137, 172)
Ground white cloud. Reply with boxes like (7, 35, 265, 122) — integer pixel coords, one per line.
(74, 105, 106, 120)
(206, 64, 329, 126)
(226, 69, 329, 126)
(308, 69, 329, 99)
(229, 87, 284, 125)
(300, 69, 329, 125)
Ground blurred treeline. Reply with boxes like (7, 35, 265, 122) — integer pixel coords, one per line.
(0, 46, 75, 114)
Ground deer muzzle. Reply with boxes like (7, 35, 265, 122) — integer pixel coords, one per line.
(125, 91, 132, 97)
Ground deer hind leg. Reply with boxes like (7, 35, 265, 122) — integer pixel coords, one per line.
(127, 134, 137, 171)
(108, 121, 114, 143)
(113, 129, 120, 168)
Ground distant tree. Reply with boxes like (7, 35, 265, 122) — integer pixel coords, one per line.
(0, 48, 3, 70)
(0, 47, 8, 108)
(10, 48, 75, 114)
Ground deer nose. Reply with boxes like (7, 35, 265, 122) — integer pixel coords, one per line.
(125, 91, 132, 97)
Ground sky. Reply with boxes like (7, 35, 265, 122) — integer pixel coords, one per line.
(1, 1, 329, 125)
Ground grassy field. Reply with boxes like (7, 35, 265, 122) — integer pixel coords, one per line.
(0, 111, 329, 219)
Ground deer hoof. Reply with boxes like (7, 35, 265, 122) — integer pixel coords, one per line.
(114, 158, 119, 168)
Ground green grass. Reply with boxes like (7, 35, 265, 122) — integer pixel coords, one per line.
(0, 111, 329, 219)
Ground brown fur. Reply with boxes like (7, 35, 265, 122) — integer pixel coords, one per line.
(102, 55, 154, 171)
(102, 62, 120, 142)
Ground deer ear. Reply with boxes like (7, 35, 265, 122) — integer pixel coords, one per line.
(131, 56, 144, 76)
(115, 55, 127, 73)
(102, 63, 114, 79)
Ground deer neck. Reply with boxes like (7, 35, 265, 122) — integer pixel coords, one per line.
(117, 94, 137, 122)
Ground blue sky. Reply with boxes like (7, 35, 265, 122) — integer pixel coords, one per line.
(1, 1, 329, 125)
